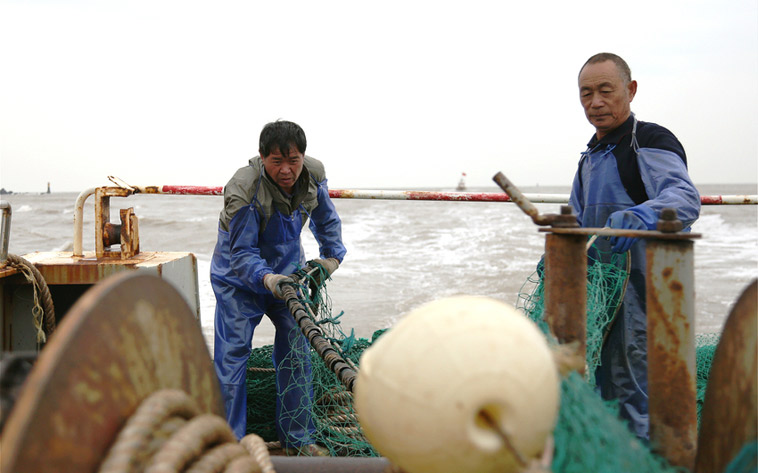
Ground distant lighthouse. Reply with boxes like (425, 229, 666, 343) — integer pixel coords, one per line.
(47, 182, 51, 194)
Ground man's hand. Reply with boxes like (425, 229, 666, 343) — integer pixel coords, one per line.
(311, 258, 340, 277)
(263, 273, 293, 299)
(605, 210, 648, 253)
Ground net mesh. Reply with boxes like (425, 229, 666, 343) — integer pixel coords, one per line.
(244, 255, 725, 471)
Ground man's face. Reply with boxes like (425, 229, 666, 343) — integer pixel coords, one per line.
(579, 60, 637, 139)
(261, 146, 304, 194)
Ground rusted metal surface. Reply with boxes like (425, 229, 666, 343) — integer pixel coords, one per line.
(540, 226, 702, 240)
(1, 200, 10, 263)
(695, 279, 757, 473)
(544, 233, 587, 370)
(119, 208, 140, 259)
(329, 188, 517, 202)
(20, 251, 191, 285)
(700, 194, 758, 205)
(154, 185, 224, 195)
(493, 172, 545, 223)
(95, 187, 140, 259)
(493, 172, 578, 227)
(134, 184, 758, 204)
(270, 456, 391, 472)
(646, 238, 697, 470)
(656, 208, 684, 233)
(0, 271, 222, 473)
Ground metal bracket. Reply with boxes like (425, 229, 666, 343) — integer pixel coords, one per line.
(95, 187, 140, 259)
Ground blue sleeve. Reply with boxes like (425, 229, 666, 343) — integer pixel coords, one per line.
(308, 179, 347, 262)
(637, 147, 701, 229)
(228, 205, 273, 293)
(569, 159, 586, 226)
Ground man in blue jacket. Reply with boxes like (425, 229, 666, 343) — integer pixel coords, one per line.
(211, 120, 346, 452)
(569, 53, 700, 439)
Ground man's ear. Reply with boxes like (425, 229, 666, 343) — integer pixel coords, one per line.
(627, 80, 638, 102)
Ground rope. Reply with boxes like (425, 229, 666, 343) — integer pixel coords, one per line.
(98, 389, 276, 473)
(0, 254, 56, 343)
(280, 283, 358, 392)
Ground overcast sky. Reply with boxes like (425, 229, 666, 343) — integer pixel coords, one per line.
(1, 0, 756, 193)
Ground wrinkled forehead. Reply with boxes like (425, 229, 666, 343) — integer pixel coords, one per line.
(579, 60, 625, 85)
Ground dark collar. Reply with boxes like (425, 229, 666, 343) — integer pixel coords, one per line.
(586, 114, 635, 148)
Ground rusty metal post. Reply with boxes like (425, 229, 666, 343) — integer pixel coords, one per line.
(95, 187, 108, 258)
(543, 206, 587, 370)
(94, 187, 138, 259)
(1, 200, 11, 263)
(646, 209, 697, 470)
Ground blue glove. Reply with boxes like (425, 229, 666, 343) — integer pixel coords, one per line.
(605, 210, 648, 253)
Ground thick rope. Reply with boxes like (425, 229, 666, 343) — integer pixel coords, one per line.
(1, 254, 56, 342)
(99, 389, 276, 473)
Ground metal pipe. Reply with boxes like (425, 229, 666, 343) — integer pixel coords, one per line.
(543, 232, 587, 369)
(73, 187, 97, 257)
(646, 213, 697, 469)
(128, 184, 758, 204)
(270, 456, 390, 472)
(493, 172, 551, 224)
(1, 200, 11, 263)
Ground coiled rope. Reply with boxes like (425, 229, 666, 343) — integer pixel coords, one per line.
(98, 389, 275, 473)
(0, 254, 56, 343)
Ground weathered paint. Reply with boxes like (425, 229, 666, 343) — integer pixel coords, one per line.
(158, 185, 224, 196)
(700, 194, 758, 205)
(18, 251, 201, 320)
(328, 188, 516, 202)
(544, 233, 587, 370)
(0, 272, 223, 473)
(1, 200, 11, 263)
(646, 239, 697, 470)
(695, 280, 757, 473)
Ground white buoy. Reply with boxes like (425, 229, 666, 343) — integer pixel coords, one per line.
(355, 295, 560, 473)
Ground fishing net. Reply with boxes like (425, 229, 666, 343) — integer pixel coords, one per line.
(515, 244, 721, 415)
(244, 252, 725, 471)
(515, 244, 630, 384)
(245, 263, 379, 456)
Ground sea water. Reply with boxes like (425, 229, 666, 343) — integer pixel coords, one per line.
(3, 184, 757, 353)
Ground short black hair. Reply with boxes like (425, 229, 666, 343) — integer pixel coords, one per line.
(258, 120, 307, 157)
(580, 52, 632, 84)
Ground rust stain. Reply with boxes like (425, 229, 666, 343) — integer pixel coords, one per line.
(662, 267, 673, 279)
(669, 280, 683, 292)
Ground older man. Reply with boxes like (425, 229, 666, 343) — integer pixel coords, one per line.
(569, 53, 700, 439)
(211, 120, 346, 453)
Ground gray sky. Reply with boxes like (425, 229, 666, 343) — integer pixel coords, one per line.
(1, 0, 756, 193)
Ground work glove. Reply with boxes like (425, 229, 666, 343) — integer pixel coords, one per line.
(263, 273, 293, 299)
(311, 258, 340, 277)
(605, 210, 650, 254)
(305, 258, 340, 289)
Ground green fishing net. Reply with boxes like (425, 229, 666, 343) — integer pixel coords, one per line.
(245, 264, 379, 456)
(243, 250, 726, 471)
(515, 245, 721, 423)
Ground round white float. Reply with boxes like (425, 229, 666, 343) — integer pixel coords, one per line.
(355, 295, 560, 473)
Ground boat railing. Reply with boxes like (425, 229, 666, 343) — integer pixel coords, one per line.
(71, 182, 757, 257)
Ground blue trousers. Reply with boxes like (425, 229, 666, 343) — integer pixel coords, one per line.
(213, 287, 315, 445)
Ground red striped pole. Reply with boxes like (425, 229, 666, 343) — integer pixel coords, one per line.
(132, 185, 758, 205)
